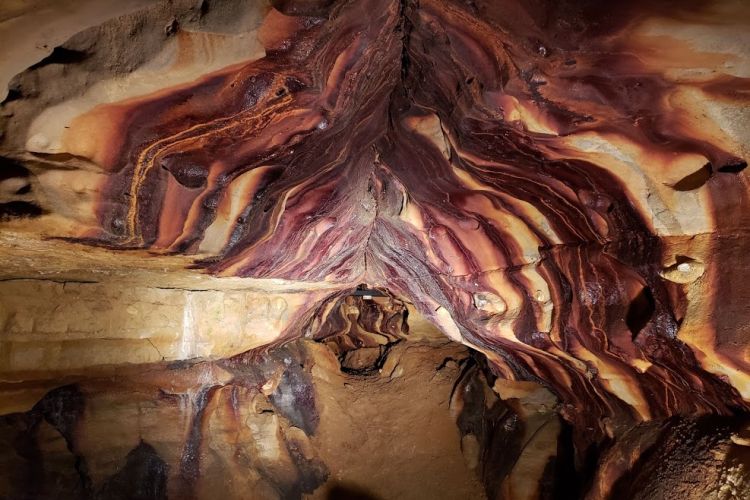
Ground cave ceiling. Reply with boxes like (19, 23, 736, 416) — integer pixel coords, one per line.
(0, 0, 749, 451)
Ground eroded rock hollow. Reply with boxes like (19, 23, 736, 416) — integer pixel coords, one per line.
(0, 0, 749, 498)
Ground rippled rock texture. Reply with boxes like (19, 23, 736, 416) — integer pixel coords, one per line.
(1, 0, 749, 498)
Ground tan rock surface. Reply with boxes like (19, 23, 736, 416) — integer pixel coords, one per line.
(0, 0, 749, 498)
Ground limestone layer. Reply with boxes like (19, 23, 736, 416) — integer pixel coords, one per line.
(1, 0, 750, 490)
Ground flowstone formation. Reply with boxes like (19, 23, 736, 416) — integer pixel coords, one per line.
(0, 0, 749, 498)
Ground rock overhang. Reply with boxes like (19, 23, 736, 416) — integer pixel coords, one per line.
(0, 0, 749, 497)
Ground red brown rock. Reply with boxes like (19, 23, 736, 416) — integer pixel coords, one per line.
(0, 0, 749, 498)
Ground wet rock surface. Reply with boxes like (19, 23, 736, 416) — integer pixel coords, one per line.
(0, 0, 749, 498)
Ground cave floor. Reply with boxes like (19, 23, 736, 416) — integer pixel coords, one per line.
(306, 339, 486, 500)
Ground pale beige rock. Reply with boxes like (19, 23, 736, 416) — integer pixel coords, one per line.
(0, 226, 349, 378)
(0, 278, 338, 378)
(0, 0, 157, 101)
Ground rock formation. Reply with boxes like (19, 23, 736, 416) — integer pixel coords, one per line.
(0, 0, 749, 498)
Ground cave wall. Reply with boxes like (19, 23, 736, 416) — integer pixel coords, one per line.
(1, 0, 750, 498)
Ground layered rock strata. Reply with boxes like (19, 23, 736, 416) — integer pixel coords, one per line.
(1, 0, 749, 498)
